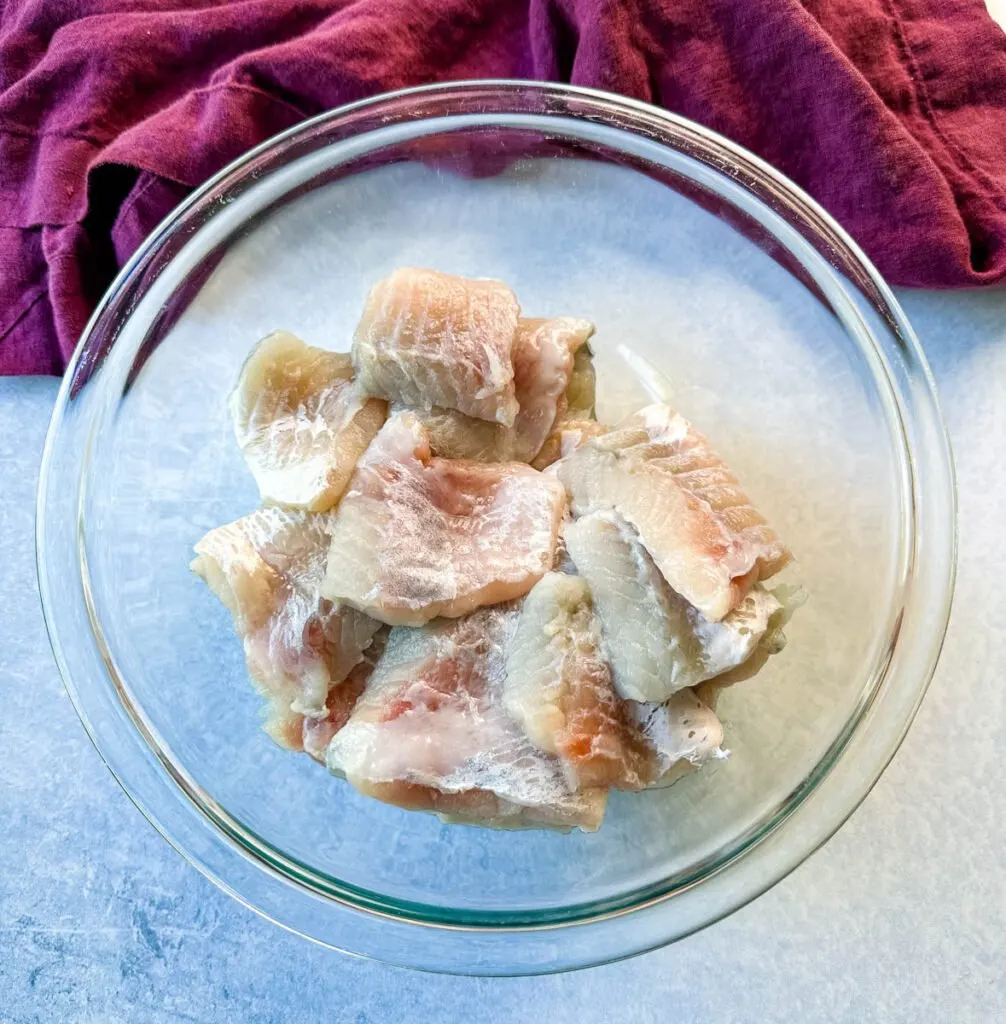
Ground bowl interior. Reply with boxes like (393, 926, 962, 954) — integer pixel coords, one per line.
(77, 120, 905, 922)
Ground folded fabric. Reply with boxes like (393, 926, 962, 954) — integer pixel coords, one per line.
(2, 0, 1005, 375)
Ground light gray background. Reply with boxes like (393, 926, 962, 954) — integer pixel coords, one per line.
(2, 285, 1004, 1022)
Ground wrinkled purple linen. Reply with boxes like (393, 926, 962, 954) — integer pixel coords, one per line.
(2, 0, 1005, 375)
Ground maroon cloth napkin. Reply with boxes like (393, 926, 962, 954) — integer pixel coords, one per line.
(2, 0, 1005, 376)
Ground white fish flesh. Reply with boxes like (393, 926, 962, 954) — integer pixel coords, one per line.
(564, 511, 782, 702)
(558, 403, 791, 620)
(504, 572, 655, 790)
(407, 316, 595, 463)
(230, 331, 386, 512)
(192, 506, 382, 748)
(322, 412, 566, 626)
(352, 267, 520, 426)
(327, 606, 608, 831)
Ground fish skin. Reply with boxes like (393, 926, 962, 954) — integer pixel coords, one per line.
(230, 331, 387, 513)
(558, 403, 791, 621)
(352, 267, 520, 426)
(322, 412, 567, 626)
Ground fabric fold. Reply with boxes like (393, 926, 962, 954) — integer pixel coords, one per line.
(1, 0, 1005, 375)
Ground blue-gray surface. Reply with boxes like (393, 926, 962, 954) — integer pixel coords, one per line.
(2, 289, 1005, 1024)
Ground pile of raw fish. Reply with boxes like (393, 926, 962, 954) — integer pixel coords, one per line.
(193, 268, 799, 832)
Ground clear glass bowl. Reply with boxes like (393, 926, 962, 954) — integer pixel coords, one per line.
(36, 81, 956, 975)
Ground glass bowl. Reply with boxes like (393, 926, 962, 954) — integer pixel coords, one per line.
(36, 81, 956, 975)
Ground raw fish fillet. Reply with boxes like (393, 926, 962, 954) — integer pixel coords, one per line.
(565, 344, 597, 418)
(690, 583, 806, 697)
(629, 690, 725, 784)
(564, 512, 782, 702)
(302, 631, 387, 762)
(532, 419, 609, 471)
(322, 412, 566, 626)
(508, 318, 594, 461)
(558, 403, 791, 620)
(191, 507, 382, 748)
(530, 344, 605, 470)
(326, 607, 607, 831)
(410, 317, 595, 463)
(352, 268, 520, 426)
(230, 331, 387, 512)
(504, 572, 656, 790)
(406, 405, 507, 462)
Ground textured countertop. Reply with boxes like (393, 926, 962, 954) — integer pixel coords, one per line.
(2, 286, 1005, 1022)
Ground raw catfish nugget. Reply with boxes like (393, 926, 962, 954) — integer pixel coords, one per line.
(193, 267, 799, 832)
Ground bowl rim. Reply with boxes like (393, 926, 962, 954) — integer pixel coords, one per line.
(36, 78, 957, 975)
